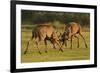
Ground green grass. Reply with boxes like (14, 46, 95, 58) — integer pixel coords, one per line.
(21, 27, 90, 63)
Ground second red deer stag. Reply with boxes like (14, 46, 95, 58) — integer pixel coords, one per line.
(60, 22, 88, 49)
(24, 23, 63, 54)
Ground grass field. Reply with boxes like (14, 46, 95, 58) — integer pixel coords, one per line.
(21, 25, 90, 63)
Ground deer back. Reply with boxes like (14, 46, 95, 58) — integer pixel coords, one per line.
(33, 24, 57, 40)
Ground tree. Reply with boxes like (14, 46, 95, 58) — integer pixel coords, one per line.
(21, 10, 90, 26)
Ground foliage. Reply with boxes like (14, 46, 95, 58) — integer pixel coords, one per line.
(21, 10, 90, 26)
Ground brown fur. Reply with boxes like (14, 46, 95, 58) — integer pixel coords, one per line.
(24, 24, 63, 54)
(61, 22, 88, 49)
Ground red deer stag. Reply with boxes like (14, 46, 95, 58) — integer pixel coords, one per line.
(60, 22, 88, 49)
(24, 23, 63, 54)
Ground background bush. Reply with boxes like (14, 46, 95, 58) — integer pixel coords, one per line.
(21, 10, 90, 27)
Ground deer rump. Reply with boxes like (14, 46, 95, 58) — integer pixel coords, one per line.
(24, 25, 63, 54)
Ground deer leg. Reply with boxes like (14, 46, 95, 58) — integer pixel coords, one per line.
(44, 38, 47, 53)
(24, 41, 29, 54)
(55, 40, 63, 52)
(59, 41, 64, 50)
(79, 33, 88, 48)
(61, 40, 67, 48)
(70, 35, 73, 49)
(62, 40, 65, 46)
(50, 39, 56, 49)
(53, 43, 56, 49)
(36, 41, 42, 54)
(24, 36, 33, 54)
(74, 35, 79, 48)
(64, 40, 67, 47)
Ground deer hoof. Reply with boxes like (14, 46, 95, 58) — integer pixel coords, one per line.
(59, 49, 63, 52)
(24, 51, 27, 55)
(39, 51, 42, 54)
(85, 44, 88, 48)
(45, 51, 48, 53)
